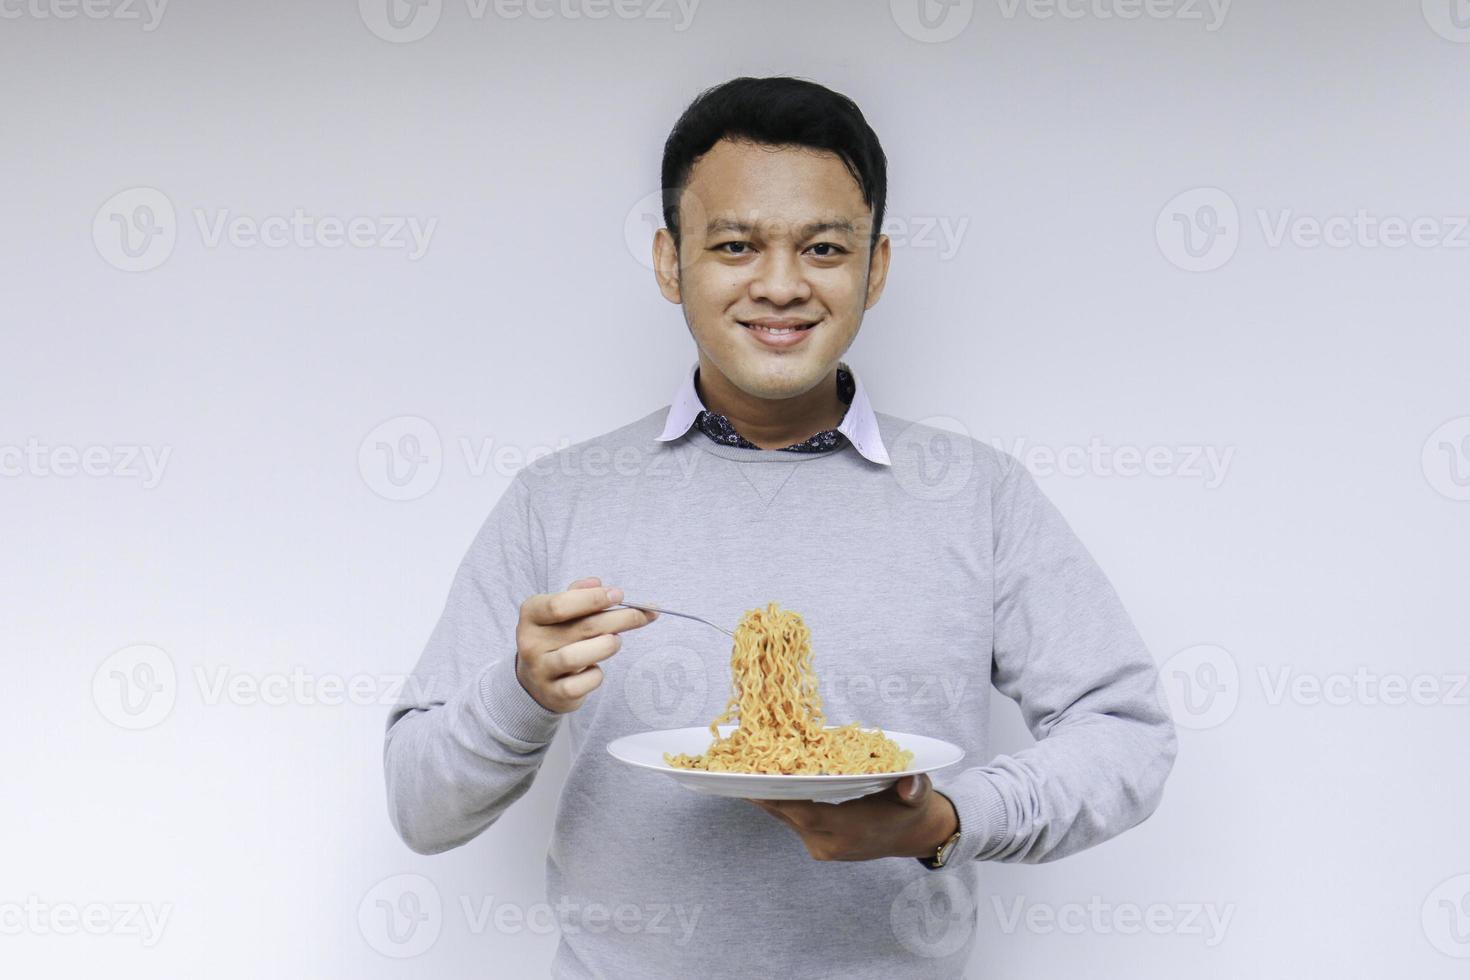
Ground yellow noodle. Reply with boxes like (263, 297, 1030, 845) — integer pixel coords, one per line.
(663, 602, 914, 775)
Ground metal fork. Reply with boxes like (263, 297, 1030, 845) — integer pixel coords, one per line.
(613, 600, 736, 639)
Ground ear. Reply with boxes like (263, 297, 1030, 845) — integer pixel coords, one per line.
(864, 233, 891, 311)
(653, 227, 683, 304)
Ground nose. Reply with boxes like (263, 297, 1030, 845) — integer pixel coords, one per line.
(747, 249, 811, 307)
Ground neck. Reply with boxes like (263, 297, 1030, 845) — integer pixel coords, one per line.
(695, 357, 845, 450)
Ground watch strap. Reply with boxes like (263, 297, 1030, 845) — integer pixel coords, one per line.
(918, 827, 963, 869)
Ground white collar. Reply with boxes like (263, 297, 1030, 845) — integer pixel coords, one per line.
(655, 359, 891, 466)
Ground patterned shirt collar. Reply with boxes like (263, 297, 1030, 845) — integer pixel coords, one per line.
(655, 359, 891, 466)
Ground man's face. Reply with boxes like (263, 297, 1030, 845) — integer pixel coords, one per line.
(653, 138, 890, 401)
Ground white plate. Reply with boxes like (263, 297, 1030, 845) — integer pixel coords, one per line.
(606, 724, 965, 804)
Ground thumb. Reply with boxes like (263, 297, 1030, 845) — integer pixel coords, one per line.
(895, 773, 930, 807)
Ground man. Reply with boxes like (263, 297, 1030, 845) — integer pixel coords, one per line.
(384, 75, 1177, 978)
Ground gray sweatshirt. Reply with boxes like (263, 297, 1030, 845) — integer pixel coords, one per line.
(383, 406, 1178, 979)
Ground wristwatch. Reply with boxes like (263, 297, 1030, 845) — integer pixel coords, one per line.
(919, 827, 963, 870)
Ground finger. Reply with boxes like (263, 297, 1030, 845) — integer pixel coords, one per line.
(789, 803, 831, 833)
(526, 585, 622, 626)
(894, 773, 930, 807)
(553, 664, 604, 702)
(760, 800, 827, 833)
(566, 576, 602, 589)
(522, 606, 655, 670)
(748, 800, 800, 832)
(542, 633, 623, 679)
(561, 606, 659, 640)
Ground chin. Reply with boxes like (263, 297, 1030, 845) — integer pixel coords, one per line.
(732, 362, 827, 398)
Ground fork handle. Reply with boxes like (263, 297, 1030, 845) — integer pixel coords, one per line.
(613, 601, 734, 638)
(614, 599, 663, 613)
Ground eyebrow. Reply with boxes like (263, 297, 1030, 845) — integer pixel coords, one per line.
(705, 217, 859, 240)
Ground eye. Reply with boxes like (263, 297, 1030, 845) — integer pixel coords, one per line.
(806, 242, 847, 258)
(714, 241, 753, 256)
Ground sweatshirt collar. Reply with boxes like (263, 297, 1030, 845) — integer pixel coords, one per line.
(655, 359, 891, 466)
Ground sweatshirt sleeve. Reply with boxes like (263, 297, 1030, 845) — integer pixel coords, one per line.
(933, 451, 1178, 867)
(382, 468, 565, 855)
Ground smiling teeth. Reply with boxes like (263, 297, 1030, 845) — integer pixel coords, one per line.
(749, 325, 802, 334)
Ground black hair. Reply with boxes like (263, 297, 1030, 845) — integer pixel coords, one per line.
(659, 76, 888, 254)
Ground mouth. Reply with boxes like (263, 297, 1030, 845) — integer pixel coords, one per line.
(738, 318, 818, 349)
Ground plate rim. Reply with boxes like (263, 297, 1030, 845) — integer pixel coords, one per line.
(605, 724, 965, 782)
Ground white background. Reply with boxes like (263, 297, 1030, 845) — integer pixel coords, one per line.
(3, 0, 1468, 976)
